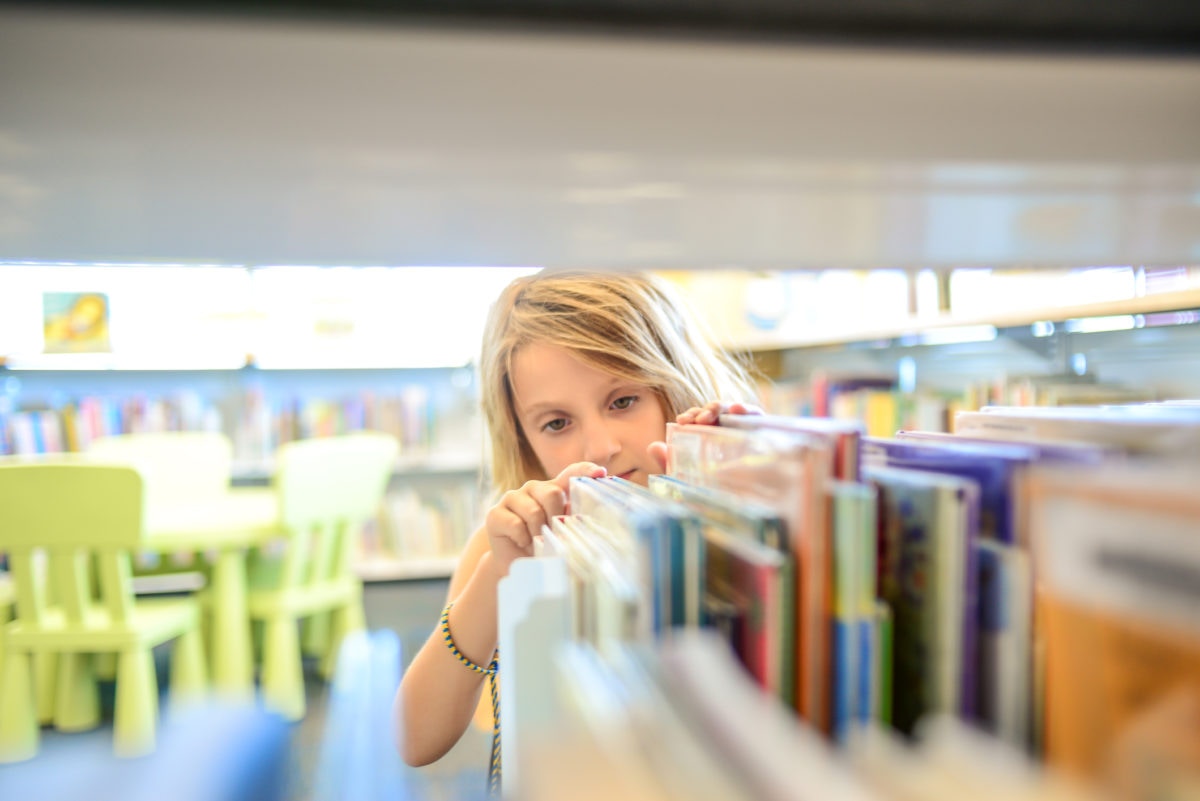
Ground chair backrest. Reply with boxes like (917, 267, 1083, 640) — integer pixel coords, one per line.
(270, 432, 399, 589)
(275, 432, 399, 530)
(0, 462, 145, 627)
(0, 462, 145, 549)
(87, 431, 234, 505)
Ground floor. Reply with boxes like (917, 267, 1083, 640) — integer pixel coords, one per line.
(0, 577, 491, 801)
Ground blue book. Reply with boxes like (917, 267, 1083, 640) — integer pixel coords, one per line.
(571, 476, 702, 635)
(829, 480, 877, 742)
(651, 473, 796, 706)
(604, 475, 705, 630)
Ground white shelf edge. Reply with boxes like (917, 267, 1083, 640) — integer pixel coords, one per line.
(354, 555, 459, 582)
(231, 453, 482, 482)
(731, 288, 1200, 352)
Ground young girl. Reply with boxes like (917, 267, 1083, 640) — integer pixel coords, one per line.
(395, 270, 760, 780)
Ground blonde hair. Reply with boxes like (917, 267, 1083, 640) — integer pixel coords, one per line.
(479, 271, 759, 492)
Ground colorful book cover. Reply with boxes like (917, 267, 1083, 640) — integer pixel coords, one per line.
(1030, 462, 1200, 792)
(873, 599, 894, 726)
(603, 476, 705, 629)
(702, 524, 789, 699)
(829, 480, 878, 743)
(863, 435, 1032, 546)
(866, 464, 979, 735)
(666, 421, 833, 731)
(649, 472, 794, 704)
(719, 413, 864, 481)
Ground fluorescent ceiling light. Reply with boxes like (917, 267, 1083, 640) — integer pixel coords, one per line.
(918, 325, 998, 346)
(1063, 315, 1137, 334)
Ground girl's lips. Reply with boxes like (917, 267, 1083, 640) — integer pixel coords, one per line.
(618, 469, 637, 480)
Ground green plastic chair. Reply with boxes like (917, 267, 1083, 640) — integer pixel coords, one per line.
(86, 431, 277, 699)
(247, 431, 398, 721)
(0, 574, 12, 678)
(0, 462, 208, 762)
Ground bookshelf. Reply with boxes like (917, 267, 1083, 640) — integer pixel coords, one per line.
(691, 275, 1200, 436)
(353, 555, 463, 582)
(735, 287, 1200, 355)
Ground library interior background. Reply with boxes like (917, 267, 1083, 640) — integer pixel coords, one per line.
(1, 4, 1198, 801)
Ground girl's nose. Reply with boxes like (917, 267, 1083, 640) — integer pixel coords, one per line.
(581, 421, 620, 465)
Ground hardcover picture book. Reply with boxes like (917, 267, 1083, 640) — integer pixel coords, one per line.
(865, 463, 980, 734)
(1030, 462, 1200, 795)
(666, 421, 834, 730)
(650, 473, 794, 703)
(719, 413, 865, 481)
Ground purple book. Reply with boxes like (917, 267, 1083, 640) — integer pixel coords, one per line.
(863, 436, 1036, 546)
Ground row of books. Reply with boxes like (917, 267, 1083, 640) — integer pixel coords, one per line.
(763, 370, 1158, 439)
(0, 386, 453, 461)
(523, 632, 1096, 801)
(361, 483, 485, 562)
(0, 392, 222, 456)
(498, 403, 1200, 800)
(233, 386, 442, 463)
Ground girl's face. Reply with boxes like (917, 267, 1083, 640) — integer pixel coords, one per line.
(509, 342, 668, 487)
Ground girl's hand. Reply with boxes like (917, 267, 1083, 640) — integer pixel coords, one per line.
(484, 461, 607, 574)
(648, 401, 764, 472)
(675, 400, 763, 426)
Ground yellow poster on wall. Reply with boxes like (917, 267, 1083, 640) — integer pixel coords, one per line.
(43, 291, 111, 353)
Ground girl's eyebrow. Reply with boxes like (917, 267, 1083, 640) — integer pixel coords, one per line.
(519, 400, 567, 417)
(516, 378, 637, 417)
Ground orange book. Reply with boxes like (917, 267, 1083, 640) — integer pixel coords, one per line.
(1030, 462, 1200, 797)
(1042, 596, 1200, 788)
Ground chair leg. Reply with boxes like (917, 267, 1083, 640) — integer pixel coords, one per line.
(113, 648, 158, 758)
(53, 652, 100, 732)
(211, 550, 252, 697)
(170, 627, 208, 706)
(262, 616, 305, 722)
(301, 611, 332, 659)
(33, 651, 57, 725)
(94, 652, 118, 681)
(319, 599, 366, 681)
(0, 651, 39, 763)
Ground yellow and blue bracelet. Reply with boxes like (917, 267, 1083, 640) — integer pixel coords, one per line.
(441, 602, 502, 795)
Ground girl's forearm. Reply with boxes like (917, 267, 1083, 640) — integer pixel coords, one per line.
(396, 551, 504, 766)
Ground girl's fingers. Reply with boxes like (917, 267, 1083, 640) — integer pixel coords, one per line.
(550, 461, 607, 491)
(647, 441, 668, 472)
(726, 402, 764, 416)
(677, 401, 723, 426)
(488, 463, 610, 558)
(485, 504, 536, 553)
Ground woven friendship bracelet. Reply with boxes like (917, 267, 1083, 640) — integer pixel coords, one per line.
(440, 602, 498, 676)
(440, 602, 503, 794)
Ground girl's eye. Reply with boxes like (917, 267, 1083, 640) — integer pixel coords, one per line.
(543, 418, 568, 433)
(611, 395, 638, 411)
